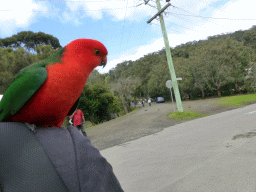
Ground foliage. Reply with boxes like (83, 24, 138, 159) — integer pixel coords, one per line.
(110, 76, 140, 113)
(86, 70, 106, 85)
(78, 84, 118, 124)
(0, 47, 38, 92)
(35, 44, 60, 61)
(148, 60, 170, 99)
(0, 31, 61, 53)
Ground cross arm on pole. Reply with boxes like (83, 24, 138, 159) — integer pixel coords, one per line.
(147, 3, 171, 24)
(144, 0, 150, 4)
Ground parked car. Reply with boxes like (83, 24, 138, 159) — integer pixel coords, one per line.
(155, 97, 165, 103)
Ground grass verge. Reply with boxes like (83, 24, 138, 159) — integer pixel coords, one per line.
(167, 111, 208, 120)
(216, 94, 256, 106)
(167, 94, 256, 120)
(83, 121, 92, 126)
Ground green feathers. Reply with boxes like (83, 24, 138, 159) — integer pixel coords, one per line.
(0, 47, 65, 122)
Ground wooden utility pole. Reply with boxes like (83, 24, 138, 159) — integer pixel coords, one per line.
(147, 0, 183, 112)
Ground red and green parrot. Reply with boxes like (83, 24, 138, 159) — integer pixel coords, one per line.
(0, 39, 108, 127)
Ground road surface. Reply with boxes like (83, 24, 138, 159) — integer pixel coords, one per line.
(100, 103, 256, 191)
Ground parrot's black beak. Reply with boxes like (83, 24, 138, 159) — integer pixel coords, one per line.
(100, 56, 107, 68)
(100, 61, 106, 68)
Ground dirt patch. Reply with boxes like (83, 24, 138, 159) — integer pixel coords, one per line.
(86, 98, 244, 151)
(232, 129, 256, 140)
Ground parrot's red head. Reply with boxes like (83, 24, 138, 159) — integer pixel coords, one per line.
(64, 38, 108, 73)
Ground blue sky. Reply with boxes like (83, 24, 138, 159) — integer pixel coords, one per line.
(0, 0, 255, 74)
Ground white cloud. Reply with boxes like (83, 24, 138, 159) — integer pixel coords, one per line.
(63, 0, 156, 22)
(97, 37, 166, 73)
(62, 11, 82, 25)
(97, 0, 256, 74)
(211, 0, 256, 32)
(97, 31, 200, 73)
(0, 0, 48, 36)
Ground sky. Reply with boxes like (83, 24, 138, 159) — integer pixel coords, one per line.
(0, 0, 255, 74)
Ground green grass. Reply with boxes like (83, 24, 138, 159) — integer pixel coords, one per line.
(167, 94, 256, 121)
(216, 94, 256, 106)
(167, 111, 208, 120)
(83, 121, 92, 126)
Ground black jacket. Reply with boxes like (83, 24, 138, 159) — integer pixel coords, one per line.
(0, 122, 124, 192)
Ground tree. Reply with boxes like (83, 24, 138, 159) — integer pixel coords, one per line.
(0, 71, 13, 94)
(110, 77, 140, 114)
(186, 38, 252, 97)
(243, 29, 256, 50)
(86, 70, 105, 85)
(0, 31, 61, 53)
(245, 62, 256, 93)
(35, 44, 60, 61)
(173, 57, 196, 99)
(148, 61, 170, 99)
(132, 83, 145, 98)
(78, 84, 117, 124)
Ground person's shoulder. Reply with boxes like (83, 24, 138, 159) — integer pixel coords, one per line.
(77, 109, 84, 114)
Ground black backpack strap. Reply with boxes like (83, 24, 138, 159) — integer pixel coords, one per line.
(34, 126, 80, 191)
(35, 126, 124, 191)
(67, 126, 124, 192)
(0, 123, 124, 192)
(0, 122, 68, 192)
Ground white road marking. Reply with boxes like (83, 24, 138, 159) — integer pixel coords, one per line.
(245, 111, 256, 114)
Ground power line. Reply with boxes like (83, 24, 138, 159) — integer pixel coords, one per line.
(164, 20, 198, 32)
(169, 13, 212, 32)
(125, 0, 140, 48)
(146, 3, 157, 9)
(150, 22, 183, 34)
(170, 4, 234, 32)
(163, 6, 199, 32)
(137, 24, 148, 43)
(164, 6, 195, 24)
(171, 14, 194, 24)
(120, 0, 129, 49)
(167, 12, 256, 21)
(144, 2, 197, 33)
(208, 1, 228, 12)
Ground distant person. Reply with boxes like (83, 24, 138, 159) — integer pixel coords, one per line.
(70, 109, 87, 137)
(142, 100, 145, 107)
(148, 98, 151, 106)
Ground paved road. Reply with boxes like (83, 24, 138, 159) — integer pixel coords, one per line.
(100, 103, 256, 192)
(88, 98, 237, 151)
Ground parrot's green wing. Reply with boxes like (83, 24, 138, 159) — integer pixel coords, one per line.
(0, 48, 65, 121)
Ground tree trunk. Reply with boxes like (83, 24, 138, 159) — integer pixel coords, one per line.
(217, 90, 221, 97)
(89, 117, 95, 125)
(202, 90, 205, 98)
(127, 103, 130, 113)
(123, 103, 128, 114)
(235, 84, 239, 93)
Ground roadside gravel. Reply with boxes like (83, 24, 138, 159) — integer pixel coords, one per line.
(86, 98, 244, 151)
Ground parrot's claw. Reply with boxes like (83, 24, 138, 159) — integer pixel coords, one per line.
(25, 123, 37, 133)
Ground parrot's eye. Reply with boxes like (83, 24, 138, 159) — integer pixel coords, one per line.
(95, 49, 100, 56)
